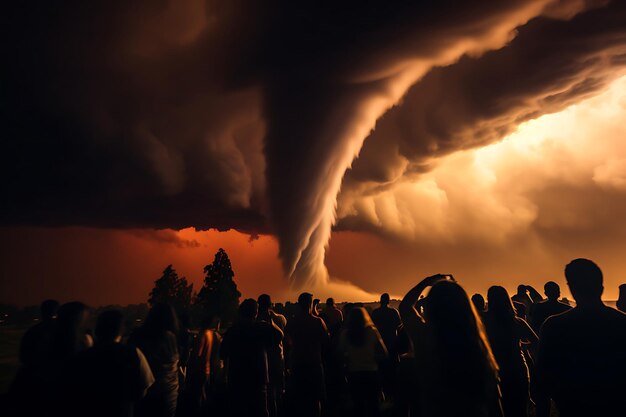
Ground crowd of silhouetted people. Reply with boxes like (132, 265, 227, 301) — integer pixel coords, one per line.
(6, 258, 626, 417)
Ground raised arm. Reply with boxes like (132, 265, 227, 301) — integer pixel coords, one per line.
(399, 274, 447, 322)
(526, 285, 544, 303)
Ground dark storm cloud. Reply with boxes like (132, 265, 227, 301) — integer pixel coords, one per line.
(3, 0, 269, 232)
(343, 0, 626, 192)
(2, 0, 622, 288)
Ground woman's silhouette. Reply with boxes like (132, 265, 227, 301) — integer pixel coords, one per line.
(399, 275, 502, 417)
(484, 286, 538, 417)
(337, 307, 387, 417)
(129, 303, 180, 417)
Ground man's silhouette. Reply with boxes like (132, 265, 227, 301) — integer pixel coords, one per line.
(284, 292, 330, 417)
(221, 298, 283, 417)
(19, 299, 59, 367)
(320, 298, 343, 338)
(370, 293, 402, 354)
(370, 293, 402, 401)
(64, 310, 154, 417)
(536, 259, 626, 417)
(530, 281, 571, 331)
(9, 299, 60, 416)
(257, 294, 287, 417)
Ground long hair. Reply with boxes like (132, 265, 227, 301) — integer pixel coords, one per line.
(424, 281, 499, 384)
(345, 307, 375, 346)
(486, 286, 517, 328)
(143, 302, 179, 335)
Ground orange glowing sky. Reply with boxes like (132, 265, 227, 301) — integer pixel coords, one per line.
(3, 2, 626, 307)
(3, 76, 626, 305)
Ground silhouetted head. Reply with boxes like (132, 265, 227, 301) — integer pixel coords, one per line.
(238, 298, 258, 321)
(619, 284, 626, 301)
(487, 286, 517, 323)
(313, 298, 320, 308)
(617, 284, 626, 313)
(57, 301, 89, 330)
(471, 294, 486, 312)
(343, 302, 354, 315)
(424, 281, 488, 336)
(95, 310, 124, 344)
(297, 292, 313, 314)
(516, 285, 527, 296)
(41, 299, 60, 321)
(326, 297, 335, 307)
(565, 258, 603, 305)
(544, 281, 561, 300)
(144, 303, 179, 335)
(380, 293, 390, 307)
(258, 294, 271, 310)
(345, 307, 374, 346)
(53, 301, 90, 358)
(422, 281, 498, 383)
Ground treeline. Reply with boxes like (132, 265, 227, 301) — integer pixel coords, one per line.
(1, 248, 241, 329)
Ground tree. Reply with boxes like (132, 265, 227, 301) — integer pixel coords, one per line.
(196, 248, 241, 326)
(148, 264, 194, 314)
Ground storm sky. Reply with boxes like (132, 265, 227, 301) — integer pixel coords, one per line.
(3, 0, 626, 305)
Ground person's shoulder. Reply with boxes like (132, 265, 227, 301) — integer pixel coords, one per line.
(271, 311, 287, 325)
(604, 305, 626, 320)
(541, 307, 575, 330)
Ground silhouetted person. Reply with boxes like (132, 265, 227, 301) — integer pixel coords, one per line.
(128, 303, 180, 417)
(484, 286, 538, 417)
(284, 292, 330, 417)
(400, 275, 502, 417)
(320, 297, 343, 338)
(258, 293, 287, 417)
(536, 259, 626, 417)
(221, 298, 283, 417)
(338, 307, 387, 417)
(617, 283, 626, 313)
(511, 286, 533, 319)
(19, 299, 59, 366)
(64, 310, 154, 417)
(47, 301, 93, 378)
(370, 293, 401, 403)
(472, 293, 487, 317)
(9, 299, 60, 417)
(530, 281, 571, 331)
(179, 314, 222, 417)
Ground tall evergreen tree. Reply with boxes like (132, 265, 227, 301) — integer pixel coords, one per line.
(196, 248, 241, 326)
(148, 264, 193, 314)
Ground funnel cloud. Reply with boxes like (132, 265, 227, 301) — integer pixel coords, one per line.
(4, 0, 626, 295)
